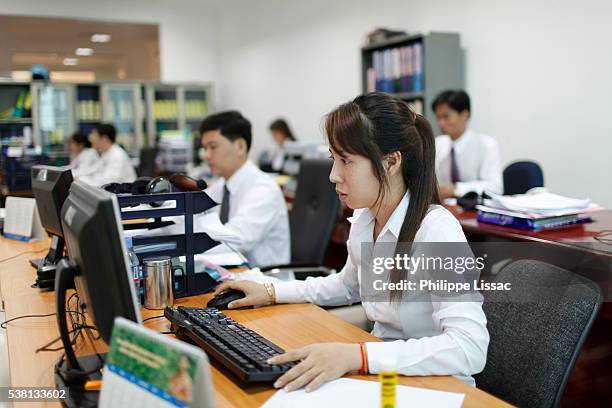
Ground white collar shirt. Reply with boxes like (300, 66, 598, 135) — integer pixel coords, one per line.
(274, 192, 489, 385)
(435, 129, 503, 196)
(70, 148, 100, 178)
(203, 160, 290, 268)
(78, 144, 136, 186)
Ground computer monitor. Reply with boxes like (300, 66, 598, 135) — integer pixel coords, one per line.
(30, 165, 73, 284)
(55, 181, 141, 390)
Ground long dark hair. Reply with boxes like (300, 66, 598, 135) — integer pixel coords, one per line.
(71, 132, 92, 148)
(269, 118, 296, 141)
(325, 92, 440, 301)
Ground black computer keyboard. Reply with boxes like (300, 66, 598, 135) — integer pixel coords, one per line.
(164, 306, 295, 386)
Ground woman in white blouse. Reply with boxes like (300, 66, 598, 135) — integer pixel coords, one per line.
(69, 132, 100, 178)
(215, 93, 489, 392)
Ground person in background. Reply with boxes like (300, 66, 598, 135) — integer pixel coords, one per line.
(77, 123, 136, 186)
(432, 90, 502, 198)
(259, 118, 297, 173)
(68, 132, 100, 178)
(200, 111, 290, 267)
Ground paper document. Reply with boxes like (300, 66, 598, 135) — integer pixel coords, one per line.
(485, 191, 601, 216)
(121, 201, 178, 212)
(133, 212, 241, 245)
(3, 197, 44, 242)
(261, 378, 464, 408)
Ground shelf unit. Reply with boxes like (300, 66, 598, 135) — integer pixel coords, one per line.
(76, 84, 102, 135)
(101, 83, 145, 156)
(361, 32, 464, 135)
(0, 80, 33, 143)
(0, 80, 214, 160)
(145, 83, 212, 138)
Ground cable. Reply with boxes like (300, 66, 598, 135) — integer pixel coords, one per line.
(142, 315, 165, 322)
(36, 325, 97, 353)
(594, 230, 612, 245)
(0, 249, 47, 264)
(0, 313, 56, 329)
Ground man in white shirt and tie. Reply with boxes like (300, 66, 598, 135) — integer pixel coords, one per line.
(199, 111, 290, 268)
(77, 123, 137, 187)
(432, 90, 503, 198)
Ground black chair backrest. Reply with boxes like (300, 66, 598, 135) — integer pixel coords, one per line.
(290, 159, 339, 265)
(475, 259, 602, 407)
(503, 160, 544, 195)
(137, 147, 158, 177)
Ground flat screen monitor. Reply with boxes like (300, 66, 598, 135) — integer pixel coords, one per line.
(60, 181, 141, 343)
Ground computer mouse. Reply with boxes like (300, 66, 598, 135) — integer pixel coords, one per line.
(207, 289, 247, 310)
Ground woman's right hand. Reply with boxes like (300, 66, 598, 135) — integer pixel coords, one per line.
(213, 280, 273, 309)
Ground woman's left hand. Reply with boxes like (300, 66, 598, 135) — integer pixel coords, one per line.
(268, 343, 362, 392)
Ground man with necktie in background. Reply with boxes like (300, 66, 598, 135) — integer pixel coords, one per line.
(199, 111, 290, 268)
(432, 90, 503, 199)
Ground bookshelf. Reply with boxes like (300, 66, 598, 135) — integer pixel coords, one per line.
(76, 84, 102, 135)
(0, 80, 213, 160)
(361, 32, 464, 135)
(101, 83, 145, 156)
(30, 82, 75, 157)
(0, 81, 33, 144)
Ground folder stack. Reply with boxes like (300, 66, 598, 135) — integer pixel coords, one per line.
(476, 191, 603, 231)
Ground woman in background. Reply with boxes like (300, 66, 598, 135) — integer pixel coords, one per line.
(69, 132, 100, 178)
(259, 118, 297, 172)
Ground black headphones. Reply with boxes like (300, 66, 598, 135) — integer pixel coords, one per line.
(102, 174, 207, 207)
(457, 191, 491, 211)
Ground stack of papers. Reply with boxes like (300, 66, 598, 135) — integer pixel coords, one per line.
(261, 378, 464, 408)
(484, 191, 601, 217)
(476, 190, 602, 231)
(133, 212, 241, 245)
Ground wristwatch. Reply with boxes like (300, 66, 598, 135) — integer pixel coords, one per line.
(263, 282, 276, 304)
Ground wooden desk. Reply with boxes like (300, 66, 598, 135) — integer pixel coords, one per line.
(0, 236, 511, 407)
(449, 206, 612, 258)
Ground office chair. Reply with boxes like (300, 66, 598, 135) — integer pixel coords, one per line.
(137, 147, 159, 177)
(261, 158, 340, 280)
(503, 160, 544, 195)
(475, 259, 602, 408)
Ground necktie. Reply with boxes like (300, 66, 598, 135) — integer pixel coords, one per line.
(220, 185, 230, 224)
(450, 146, 460, 183)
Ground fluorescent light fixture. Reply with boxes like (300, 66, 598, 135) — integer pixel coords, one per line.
(51, 71, 96, 83)
(63, 58, 78, 66)
(91, 33, 111, 43)
(75, 47, 94, 56)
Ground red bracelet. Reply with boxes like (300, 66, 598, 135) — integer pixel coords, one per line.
(358, 342, 369, 375)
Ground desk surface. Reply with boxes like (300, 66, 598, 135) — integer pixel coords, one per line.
(449, 206, 612, 257)
(0, 236, 510, 408)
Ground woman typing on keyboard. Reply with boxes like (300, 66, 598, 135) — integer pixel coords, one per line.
(214, 92, 489, 393)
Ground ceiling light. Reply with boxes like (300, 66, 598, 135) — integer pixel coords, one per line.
(91, 33, 111, 43)
(75, 47, 94, 56)
(63, 58, 78, 66)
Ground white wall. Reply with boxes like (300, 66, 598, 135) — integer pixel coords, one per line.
(2, 0, 611, 205)
(0, 0, 219, 84)
(214, 0, 612, 207)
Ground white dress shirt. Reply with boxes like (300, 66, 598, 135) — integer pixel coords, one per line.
(271, 145, 285, 172)
(70, 148, 100, 178)
(78, 144, 137, 187)
(273, 192, 489, 385)
(202, 160, 290, 268)
(435, 129, 503, 196)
